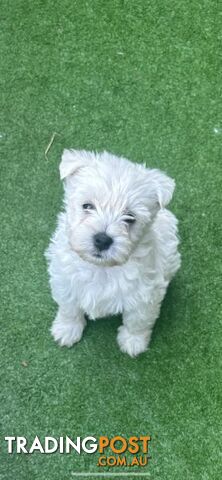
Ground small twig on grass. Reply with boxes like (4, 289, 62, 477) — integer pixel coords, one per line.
(21, 361, 28, 367)
(45, 132, 60, 160)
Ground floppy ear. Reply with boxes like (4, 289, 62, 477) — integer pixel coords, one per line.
(59, 149, 92, 180)
(147, 169, 175, 208)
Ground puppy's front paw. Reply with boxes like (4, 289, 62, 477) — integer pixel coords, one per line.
(117, 325, 150, 357)
(51, 313, 86, 347)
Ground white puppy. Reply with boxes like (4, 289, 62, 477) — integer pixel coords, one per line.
(46, 150, 181, 357)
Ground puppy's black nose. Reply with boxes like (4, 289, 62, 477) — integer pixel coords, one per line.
(93, 232, 113, 251)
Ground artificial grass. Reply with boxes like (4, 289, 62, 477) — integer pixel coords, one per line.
(0, 0, 221, 478)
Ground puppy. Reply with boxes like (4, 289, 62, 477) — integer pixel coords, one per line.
(46, 150, 181, 357)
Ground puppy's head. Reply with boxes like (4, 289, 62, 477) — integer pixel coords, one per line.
(60, 150, 175, 266)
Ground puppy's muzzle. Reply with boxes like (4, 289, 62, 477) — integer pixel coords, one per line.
(93, 232, 113, 252)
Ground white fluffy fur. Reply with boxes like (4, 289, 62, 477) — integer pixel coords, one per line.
(46, 150, 181, 357)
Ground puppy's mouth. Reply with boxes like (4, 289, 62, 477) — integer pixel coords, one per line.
(94, 253, 102, 259)
(91, 251, 123, 266)
(74, 249, 126, 267)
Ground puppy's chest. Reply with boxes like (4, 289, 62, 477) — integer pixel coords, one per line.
(76, 264, 142, 318)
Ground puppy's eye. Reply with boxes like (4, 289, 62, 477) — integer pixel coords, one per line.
(123, 213, 136, 225)
(82, 203, 95, 211)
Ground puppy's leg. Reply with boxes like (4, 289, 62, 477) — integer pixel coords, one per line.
(51, 305, 86, 347)
(118, 290, 165, 357)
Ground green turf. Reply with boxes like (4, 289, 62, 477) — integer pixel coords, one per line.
(0, 0, 221, 478)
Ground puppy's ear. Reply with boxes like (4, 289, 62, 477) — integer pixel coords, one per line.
(147, 169, 175, 208)
(59, 149, 91, 180)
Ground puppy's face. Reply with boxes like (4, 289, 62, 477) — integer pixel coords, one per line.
(60, 150, 175, 266)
